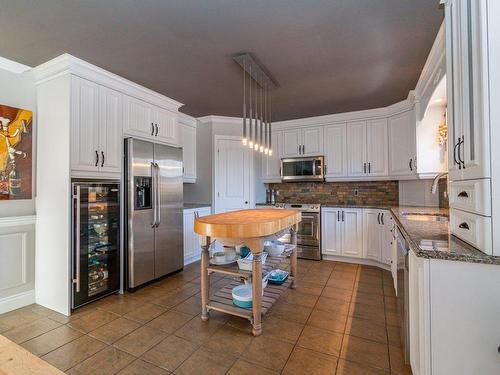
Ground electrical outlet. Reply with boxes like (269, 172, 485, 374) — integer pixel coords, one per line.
(354, 189, 359, 196)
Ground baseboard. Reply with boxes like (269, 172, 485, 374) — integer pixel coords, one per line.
(184, 254, 201, 266)
(322, 254, 391, 271)
(0, 289, 36, 314)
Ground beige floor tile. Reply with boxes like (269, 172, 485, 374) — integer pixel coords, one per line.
(389, 344, 412, 374)
(114, 325, 168, 356)
(172, 296, 202, 316)
(387, 325, 402, 347)
(281, 291, 318, 308)
(205, 324, 253, 357)
(282, 346, 337, 375)
(337, 359, 390, 374)
(21, 325, 82, 356)
(326, 277, 355, 290)
(267, 302, 312, 324)
(353, 281, 384, 296)
(66, 346, 135, 375)
(147, 310, 194, 334)
(351, 290, 385, 308)
(141, 335, 199, 372)
(340, 334, 390, 371)
(260, 316, 304, 343)
(67, 309, 120, 333)
(357, 273, 383, 284)
(174, 315, 224, 344)
(349, 302, 386, 324)
(384, 296, 398, 312)
(321, 286, 353, 302)
(242, 336, 294, 371)
(297, 324, 343, 356)
(345, 316, 388, 344)
(88, 317, 141, 345)
(98, 296, 146, 316)
(123, 303, 167, 324)
(227, 359, 279, 375)
(117, 359, 172, 375)
(175, 346, 236, 375)
(3, 317, 61, 344)
(42, 335, 107, 372)
(307, 309, 347, 334)
(0, 309, 45, 332)
(315, 296, 350, 315)
(292, 281, 324, 296)
(386, 310, 401, 327)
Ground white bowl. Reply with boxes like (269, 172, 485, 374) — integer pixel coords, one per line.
(267, 243, 286, 257)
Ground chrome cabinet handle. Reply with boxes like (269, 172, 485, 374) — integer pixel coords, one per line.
(381, 213, 384, 225)
(337, 211, 340, 221)
(101, 151, 105, 167)
(151, 122, 155, 136)
(458, 222, 470, 230)
(458, 191, 469, 198)
(95, 150, 99, 167)
(363, 163, 367, 174)
(303, 144, 305, 154)
(368, 162, 371, 174)
(73, 185, 81, 293)
(409, 158, 413, 171)
(155, 123, 159, 137)
(377, 213, 381, 224)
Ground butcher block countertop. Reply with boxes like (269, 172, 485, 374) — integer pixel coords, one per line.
(194, 208, 301, 239)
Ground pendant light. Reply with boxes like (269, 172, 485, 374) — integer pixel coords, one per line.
(253, 74, 259, 151)
(248, 65, 254, 149)
(259, 77, 264, 153)
(268, 91, 273, 156)
(264, 85, 268, 155)
(242, 60, 247, 146)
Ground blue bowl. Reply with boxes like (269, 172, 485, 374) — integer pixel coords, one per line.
(240, 246, 251, 258)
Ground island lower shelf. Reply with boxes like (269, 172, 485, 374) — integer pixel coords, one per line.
(207, 278, 292, 320)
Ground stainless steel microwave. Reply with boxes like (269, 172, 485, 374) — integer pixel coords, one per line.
(281, 156, 324, 182)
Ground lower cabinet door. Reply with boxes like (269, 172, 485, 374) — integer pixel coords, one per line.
(363, 209, 383, 261)
(321, 208, 342, 256)
(341, 209, 363, 257)
(382, 213, 394, 265)
(183, 211, 195, 264)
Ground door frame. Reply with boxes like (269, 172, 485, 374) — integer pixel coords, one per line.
(212, 135, 255, 213)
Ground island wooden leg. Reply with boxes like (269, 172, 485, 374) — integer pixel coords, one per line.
(200, 236, 211, 321)
(290, 225, 298, 289)
(252, 252, 263, 336)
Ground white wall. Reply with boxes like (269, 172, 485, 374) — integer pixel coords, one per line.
(0, 60, 37, 313)
(399, 180, 439, 207)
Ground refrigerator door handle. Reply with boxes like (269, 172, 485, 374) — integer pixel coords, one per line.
(151, 162, 158, 228)
(155, 163, 161, 227)
(73, 185, 81, 293)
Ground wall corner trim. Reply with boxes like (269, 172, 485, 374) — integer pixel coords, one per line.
(0, 56, 32, 74)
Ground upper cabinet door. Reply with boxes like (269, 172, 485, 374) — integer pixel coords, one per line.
(182, 125, 197, 183)
(321, 208, 342, 256)
(324, 123, 347, 179)
(98, 86, 122, 175)
(123, 95, 154, 138)
(366, 119, 388, 176)
(347, 121, 367, 177)
(155, 107, 180, 146)
(341, 208, 363, 258)
(71, 77, 100, 173)
(362, 209, 382, 262)
(282, 129, 301, 157)
(302, 127, 323, 156)
(388, 111, 416, 176)
(262, 131, 282, 182)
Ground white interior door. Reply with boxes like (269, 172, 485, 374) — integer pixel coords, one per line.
(215, 137, 251, 213)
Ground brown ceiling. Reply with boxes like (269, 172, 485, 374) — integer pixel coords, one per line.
(0, 0, 443, 121)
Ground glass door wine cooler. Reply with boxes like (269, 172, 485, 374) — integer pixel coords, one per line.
(72, 181, 120, 309)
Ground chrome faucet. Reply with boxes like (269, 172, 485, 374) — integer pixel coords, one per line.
(431, 172, 448, 194)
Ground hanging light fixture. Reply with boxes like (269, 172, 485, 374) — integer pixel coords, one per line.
(233, 53, 277, 156)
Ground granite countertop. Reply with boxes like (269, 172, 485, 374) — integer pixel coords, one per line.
(183, 203, 211, 209)
(390, 206, 500, 265)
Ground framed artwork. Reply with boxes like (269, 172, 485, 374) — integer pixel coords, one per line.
(0, 104, 33, 200)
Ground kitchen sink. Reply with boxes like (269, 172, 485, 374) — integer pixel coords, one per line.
(400, 212, 449, 222)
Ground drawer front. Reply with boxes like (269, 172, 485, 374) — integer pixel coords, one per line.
(449, 179, 491, 216)
(450, 208, 492, 254)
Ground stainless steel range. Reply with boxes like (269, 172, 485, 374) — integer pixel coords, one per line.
(274, 203, 321, 260)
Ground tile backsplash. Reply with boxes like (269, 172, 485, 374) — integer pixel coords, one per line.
(267, 181, 399, 206)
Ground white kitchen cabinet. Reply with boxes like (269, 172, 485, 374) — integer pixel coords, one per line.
(383, 213, 395, 266)
(347, 121, 367, 177)
(321, 207, 342, 256)
(183, 206, 211, 265)
(446, 0, 491, 181)
(262, 131, 282, 182)
(362, 209, 384, 262)
(366, 119, 389, 176)
(321, 207, 363, 258)
(324, 123, 347, 179)
(389, 110, 417, 177)
(281, 127, 323, 157)
(71, 77, 122, 176)
(123, 94, 179, 146)
(182, 124, 197, 183)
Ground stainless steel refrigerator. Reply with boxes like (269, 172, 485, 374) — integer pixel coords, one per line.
(125, 138, 183, 290)
(72, 181, 121, 309)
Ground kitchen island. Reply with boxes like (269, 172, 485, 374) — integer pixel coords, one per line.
(194, 208, 301, 336)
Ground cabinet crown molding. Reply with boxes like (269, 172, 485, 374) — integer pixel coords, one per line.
(179, 112, 197, 128)
(31, 53, 183, 112)
(0, 56, 31, 74)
